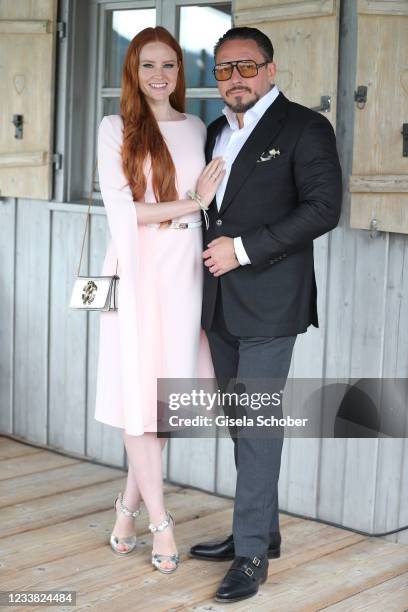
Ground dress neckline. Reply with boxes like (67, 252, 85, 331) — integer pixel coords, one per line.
(157, 114, 188, 123)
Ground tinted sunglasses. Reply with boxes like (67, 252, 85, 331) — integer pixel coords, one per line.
(212, 60, 269, 81)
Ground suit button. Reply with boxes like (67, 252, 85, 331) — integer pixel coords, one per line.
(216, 219, 222, 226)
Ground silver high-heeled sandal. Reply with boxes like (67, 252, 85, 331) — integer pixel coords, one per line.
(148, 511, 179, 574)
(109, 491, 141, 555)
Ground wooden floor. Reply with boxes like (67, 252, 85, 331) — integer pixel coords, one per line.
(0, 437, 407, 612)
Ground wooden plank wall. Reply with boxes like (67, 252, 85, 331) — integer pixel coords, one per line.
(0, 0, 406, 544)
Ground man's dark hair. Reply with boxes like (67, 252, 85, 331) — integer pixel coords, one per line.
(214, 26, 274, 62)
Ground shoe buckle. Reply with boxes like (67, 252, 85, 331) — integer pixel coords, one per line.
(252, 556, 261, 567)
(245, 567, 254, 576)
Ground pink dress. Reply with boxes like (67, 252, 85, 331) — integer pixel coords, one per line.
(94, 114, 214, 435)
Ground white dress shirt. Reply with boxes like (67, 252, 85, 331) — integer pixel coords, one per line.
(213, 84, 280, 265)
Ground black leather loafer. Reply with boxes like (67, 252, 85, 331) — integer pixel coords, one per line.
(215, 555, 269, 603)
(189, 533, 280, 561)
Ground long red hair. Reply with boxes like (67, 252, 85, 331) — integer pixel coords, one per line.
(120, 27, 185, 210)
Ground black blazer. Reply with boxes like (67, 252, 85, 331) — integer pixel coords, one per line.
(201, 91, 343, 336)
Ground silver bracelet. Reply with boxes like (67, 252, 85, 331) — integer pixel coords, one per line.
(187, 190, 209, 210)
(187, 190, 210, 229)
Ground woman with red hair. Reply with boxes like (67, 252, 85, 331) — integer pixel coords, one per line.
(94, 26, 224, 574)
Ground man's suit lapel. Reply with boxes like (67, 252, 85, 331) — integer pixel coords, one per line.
(219, 92, 289, 216)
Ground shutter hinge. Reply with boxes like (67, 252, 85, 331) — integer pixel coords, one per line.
(56, 21, 66, 39)
(53, 153, 63, 170)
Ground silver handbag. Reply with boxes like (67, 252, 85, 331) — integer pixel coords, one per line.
(69, 164, 119, 311)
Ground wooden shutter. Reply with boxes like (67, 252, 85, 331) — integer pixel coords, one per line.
(0, 0, 58, 200)
(350, 1, 408, 234)
(234, 0, 340, 127)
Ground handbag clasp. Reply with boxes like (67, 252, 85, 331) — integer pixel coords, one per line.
(82, 280, 98, 305)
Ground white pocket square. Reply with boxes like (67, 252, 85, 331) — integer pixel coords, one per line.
(257, 147, 281, 162)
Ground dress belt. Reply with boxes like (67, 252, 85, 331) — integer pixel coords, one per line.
(146, 220, 202, 229)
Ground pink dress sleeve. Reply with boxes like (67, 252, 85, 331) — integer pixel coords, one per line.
(97, 115, 140, 275)
(95, 115, 146, 435)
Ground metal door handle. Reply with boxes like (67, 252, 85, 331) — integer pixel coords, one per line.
(370, 218, 379, 239)
(12, 114, 23, 139)
(402, 123, 408, 157)
(311, 95, 331, 113)
(354, 85, 367, 109)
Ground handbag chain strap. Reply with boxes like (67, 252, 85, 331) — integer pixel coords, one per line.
(77, 161, 119, 277)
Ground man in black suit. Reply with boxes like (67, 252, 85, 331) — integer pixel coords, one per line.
(189, 27, 342, 603)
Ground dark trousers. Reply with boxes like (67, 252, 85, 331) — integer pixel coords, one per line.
(206, 285, 297, 557)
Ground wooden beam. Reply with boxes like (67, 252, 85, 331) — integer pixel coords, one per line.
(0, 152, 47, 168)
(350, 194, 408, 234)
(235, 0, 336, 25)
(0, 20, 51, 34)
(350, 175, 408, 193)
(358, 0, 408, 16)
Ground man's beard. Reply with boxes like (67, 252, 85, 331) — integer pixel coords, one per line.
(225, 92, 260, 114)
